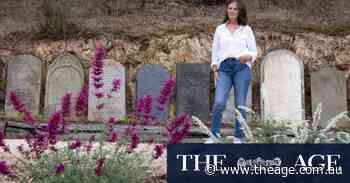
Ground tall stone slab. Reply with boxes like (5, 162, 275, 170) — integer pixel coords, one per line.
(5, 55, 42, 118)
(260, 50, 305, 121)
(88, 60, 126, 122)
(136, 64, 171, 122)
(311, 66, 347, 127)
(176, 64, 210, 122)
(45, 53, 84, 120)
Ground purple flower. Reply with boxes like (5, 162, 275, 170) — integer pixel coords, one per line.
(128, 128, 140, 152)
(154, 144, 165, 159)
(107, 131, 118, 143)
(55, 163, 65, 175)
(94, 82, 104, 89)
(47, 112, 63, 145)
(69, 139, 82, 150)
(148, 136, 155, 144)
(135, 98, 145, 121)
(91, 44, 107, 100)
(166, 114, 192, 144)
(106, 117, 117, 132)
(0, 161, 16, 178)
(23, 111, 37, 126)
(75, 84, 89, 117)
(96, 103, 105, 110)
(61, 93, 71, 118)
(9, 91, 37, 126)
(0, 130, 5, 147)
(112, 79, 121, 92)
(9, 91, 25, 113)
(95, 158, 106, 176)
(31, 133, 49, 157)
(157, 79, 175, 111)
(85, 135, 96, 153)
(143, 95, 153, 125)
(95, 92, 105, 99)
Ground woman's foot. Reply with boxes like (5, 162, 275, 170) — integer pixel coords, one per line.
(233, 137, 244, 144)
(204, 133, 222, 144)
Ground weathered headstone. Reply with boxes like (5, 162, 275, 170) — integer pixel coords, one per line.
(88, 60, 126, 121)
(0, 122, 5, 134)
(5, 55, 42, 118)
(260, 49, 305, 121)
(311, 66, 347, 127)
(136, 64, 171, 122)
(222, 86, 253, 124)
(45, 53, 84, 120)
(176, 64, 210, 122)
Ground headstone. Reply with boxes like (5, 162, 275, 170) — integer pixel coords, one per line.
(88, 60, 126, 121)
(5, 55, 42, 118)
(311, 66, 347, 128)
(136, 64, 171, 122)
(222, 85, 253, 124)
(45, 53, 84, 120)
(0, 122, 5, 134)
(176, 64, 210, 122)
(260, 49, 305, 121)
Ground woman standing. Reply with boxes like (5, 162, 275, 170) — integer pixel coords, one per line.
(206, 0, 258, 143)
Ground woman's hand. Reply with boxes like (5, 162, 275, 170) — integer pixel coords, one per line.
(212, 65, 219, 87)
(214, 71, 219, 87)
(239, 55, 252, 64)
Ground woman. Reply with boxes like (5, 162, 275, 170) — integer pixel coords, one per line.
(206, 0, 258, 143)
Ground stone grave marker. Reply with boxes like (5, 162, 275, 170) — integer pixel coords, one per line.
(260, 49, 305, 121)
(88, 60, 126, 121)
(136, 64, 171, 122)
(176, 63, 210, 122)
(45, 53, 84, 120)
(5, 55, 42, 118)
(311, 66, 347, 127)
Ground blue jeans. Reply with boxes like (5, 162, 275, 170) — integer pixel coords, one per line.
(211, 58, 251, 138)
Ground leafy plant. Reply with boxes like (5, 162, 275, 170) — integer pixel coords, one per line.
(0, 43, 191, 182)
(192, 104, 350, 144)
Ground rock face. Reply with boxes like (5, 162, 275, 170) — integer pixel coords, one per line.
(0, 30, 349, 118)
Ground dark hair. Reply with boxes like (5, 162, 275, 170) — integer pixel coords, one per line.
(222, 0, 248, 25)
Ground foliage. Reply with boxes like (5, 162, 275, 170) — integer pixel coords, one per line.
(0, 43, 191, 182)
(193, 104, 350, 144)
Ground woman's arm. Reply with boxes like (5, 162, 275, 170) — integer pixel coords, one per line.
(239, 26, 258, 64)
(211, 28, 220, 71)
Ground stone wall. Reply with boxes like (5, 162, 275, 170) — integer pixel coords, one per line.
(0, 30, 349, 118)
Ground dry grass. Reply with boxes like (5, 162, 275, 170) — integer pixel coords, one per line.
(0, 0, 349, 42)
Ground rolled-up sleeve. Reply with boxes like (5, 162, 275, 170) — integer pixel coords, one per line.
(245, 26, 258, 64)
(211, 28, 220, 69)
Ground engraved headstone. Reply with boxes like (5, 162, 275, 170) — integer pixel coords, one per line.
(88, 60, 126, 121)
(136, 64, 171, 122)
(176, 64, 210, 122)
(5, 55, 42, 118)
(260, 50, 305, 121)
(311, 66, 347, 127)
(45, 53, 84, 120)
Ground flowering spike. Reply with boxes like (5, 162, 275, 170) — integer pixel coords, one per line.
(61, 93, 71, 118)
(55, 163, 65, 175)
(95, 158, 106, 176)
(154, 144, 165, 159)
(0, 161, 16, 178)
(157, 79, 175, 112)
(75, 84, 89, 117)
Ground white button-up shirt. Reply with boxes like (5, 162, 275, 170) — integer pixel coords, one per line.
(211, 23, 258, 69)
